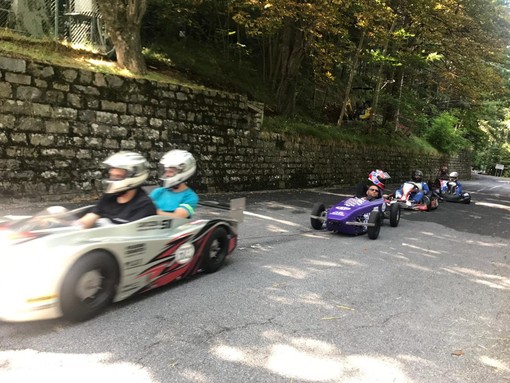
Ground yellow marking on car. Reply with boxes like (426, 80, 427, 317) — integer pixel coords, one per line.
(26, 294, 58, 303)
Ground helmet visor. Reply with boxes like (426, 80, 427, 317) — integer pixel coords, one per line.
(107, 167, 128, 181)
(158, 164, 182, 178)
(379, 171, 390, 180)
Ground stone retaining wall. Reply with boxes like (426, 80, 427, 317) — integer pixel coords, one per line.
(0, 55, 471, 202)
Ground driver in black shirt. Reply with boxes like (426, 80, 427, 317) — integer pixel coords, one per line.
(79, 151, 156, 229)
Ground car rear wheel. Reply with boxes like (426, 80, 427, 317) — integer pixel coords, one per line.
(202, 227, 229, 273)
(389, 203, 400, 227)
(60, 250, 119, 322)
(367, 211, 382, 240)
(311, 202, 326, 230)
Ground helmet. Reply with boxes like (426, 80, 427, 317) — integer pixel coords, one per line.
(102, 151, 149, 194)
(449, 171, 458, 181)
(412, 170, 423, 182)
(368, 169, 391, 190)
(158, 149, 196, 188)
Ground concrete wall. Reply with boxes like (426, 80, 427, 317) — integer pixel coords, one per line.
(0, 55, 471, 202)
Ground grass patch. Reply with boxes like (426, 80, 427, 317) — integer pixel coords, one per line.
(0, 30, 202, 88)
(263, 116, 438, 153)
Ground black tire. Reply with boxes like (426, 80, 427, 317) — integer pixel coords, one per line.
(202, 226, 229, 273)
(422, 195, 432, 211)
(60, 250, 119, 322)
(367, 211, 382, 240)
(389, 203, 401, 227)
(310, 202, 326, 230)
(429, 195, 439, 210)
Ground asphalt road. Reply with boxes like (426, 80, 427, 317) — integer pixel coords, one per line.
(0, 173, 509, 383)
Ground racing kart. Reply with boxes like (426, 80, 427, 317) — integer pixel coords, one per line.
(0, 198, 245, 323)
(389, 182, 439, 211)
(438, 180, 471, 204)
(310, 196, 400, 240)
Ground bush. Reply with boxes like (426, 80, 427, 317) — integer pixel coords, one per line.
(424, 112, 468, 154)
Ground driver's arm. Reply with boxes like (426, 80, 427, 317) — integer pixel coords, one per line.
(78, 212, 100, 229)
(155, 194, 198, 219)
(156, 207, 190, 219)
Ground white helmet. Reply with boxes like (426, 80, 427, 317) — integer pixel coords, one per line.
(449, 171, 458, 181)
(102, 151, 149, 194)
(159, 149, 196, 188)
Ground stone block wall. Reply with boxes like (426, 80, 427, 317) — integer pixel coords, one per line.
(0, 55, 471, 202)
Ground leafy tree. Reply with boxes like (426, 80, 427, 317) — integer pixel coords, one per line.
(232, 0, 352, 114)
(138, 0, 510, 156)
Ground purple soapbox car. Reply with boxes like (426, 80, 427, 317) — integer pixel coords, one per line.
(310, 196, 401, 240)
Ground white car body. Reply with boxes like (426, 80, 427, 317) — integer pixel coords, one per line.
(0, 199, 244, 322)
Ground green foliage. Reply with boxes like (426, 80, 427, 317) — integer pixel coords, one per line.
(423, 112, 469, 154)
(262, 116, 437, 153)
(147, 41, 275, 104)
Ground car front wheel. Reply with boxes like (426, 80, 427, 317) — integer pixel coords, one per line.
(60, 250, 119, 322)
(422, 195, 432, 211)
(311, 202, 326, 230)
(367, 211, 382, 240)
(389, 203, 401, 227)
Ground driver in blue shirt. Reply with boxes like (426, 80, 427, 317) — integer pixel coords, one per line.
(395, 169, 430, 203)
(150, 149, 199, 218)
(445, 171, 463, 195)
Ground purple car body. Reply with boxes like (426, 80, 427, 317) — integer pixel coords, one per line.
(311, 196, 400, 240)
(326, 197, 382, 234)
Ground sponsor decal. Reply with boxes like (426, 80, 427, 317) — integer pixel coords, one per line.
(126, 243, 145, 257)
(137, 219, 172, 231)
(175, 243, 195, 264)
(125, 259, 144, 268)
(343, 198, 365, 207)
(329, 211, 345, 216)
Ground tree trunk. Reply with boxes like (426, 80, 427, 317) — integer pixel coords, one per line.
(394, 70, 404, 132)
(370, 19, 396, 128)
(337, 31, 365, 126)
(270, 20, 306, 115)
(97, 0, 147, 74)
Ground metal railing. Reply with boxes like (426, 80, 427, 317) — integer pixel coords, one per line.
(0, 0, 112, 55)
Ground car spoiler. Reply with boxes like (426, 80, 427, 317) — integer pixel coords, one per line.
(198, 197, 246, 223)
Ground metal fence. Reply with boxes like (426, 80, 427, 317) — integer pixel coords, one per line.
(0, 0, 112, 55)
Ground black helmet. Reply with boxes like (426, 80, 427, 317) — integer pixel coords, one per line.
(412, 170, 423, 182)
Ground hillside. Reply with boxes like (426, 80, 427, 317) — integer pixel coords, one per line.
(0, 30, 443, 155)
